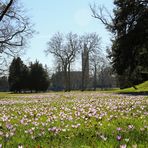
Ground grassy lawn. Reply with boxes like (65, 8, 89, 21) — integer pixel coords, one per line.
(105, 81, 148, 95)
(0, 91, 148, 147)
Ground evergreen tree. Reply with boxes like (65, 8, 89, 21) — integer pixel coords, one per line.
(91, 0, 148, 88)
(111, 0, 148, 87)
(21, 64, 29, 91)
(29, 61, 49, 92)
(0, 76, 9, 91)
(8, 57, 29, 92)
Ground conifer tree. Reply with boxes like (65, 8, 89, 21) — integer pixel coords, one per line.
(91, 0, 148, 88)
(8, 57, 29, 92)
(29, 61, 49, 92)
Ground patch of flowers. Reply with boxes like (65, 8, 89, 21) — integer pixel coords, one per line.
(0, 92, 147, 147)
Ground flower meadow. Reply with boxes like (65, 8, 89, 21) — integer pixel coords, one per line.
(0, 92, 148, 147)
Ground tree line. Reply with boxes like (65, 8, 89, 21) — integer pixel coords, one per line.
(45, 32, 104, 91)
(0, 0, 148, 90)
(8, 57, 49, 93)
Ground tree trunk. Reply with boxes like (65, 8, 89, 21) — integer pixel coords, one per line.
(67, 64, 71, 91)
(64, 66, 68, 91)
(93, 64, 97, 91)
(81, 69, 85, 91)
(81, 45, 89, 91)
(81, 55, 88, 91)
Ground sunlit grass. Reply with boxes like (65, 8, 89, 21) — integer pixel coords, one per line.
(102, 80, 148, 94)
(0, 92, 148, 147)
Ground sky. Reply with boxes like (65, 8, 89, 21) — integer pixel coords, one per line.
(21, 0, 114, 70)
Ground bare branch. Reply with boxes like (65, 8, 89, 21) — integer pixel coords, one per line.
(45, 32, 80, 91)
(90, 4, 113, 30)
(0, 0, 34, 74)
(0, 0, 14, 22)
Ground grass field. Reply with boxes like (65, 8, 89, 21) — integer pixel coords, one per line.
(116, 81, 148, 94)
(0, 91, 148, 148)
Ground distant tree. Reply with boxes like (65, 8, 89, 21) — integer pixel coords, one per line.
(0, 76, 9, 91)
(45, 32, 80, 91)
(0, 0, 34, 74)
(91, 0, 148, 88)
(8, 57, 29, 92)
(29, 61, 49, 92)
(80, 33, 102, 90)
(98, 65, 117, 89)
(90, 54, 105, 91)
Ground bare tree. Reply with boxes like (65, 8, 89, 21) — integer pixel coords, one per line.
(0, 0, 34, 73)
(90, 53, 105, 91)
(45, 32, 80, 91)
(80, 33, 101, 91)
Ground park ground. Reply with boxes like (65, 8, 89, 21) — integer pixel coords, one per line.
(0, 81, 148, 147)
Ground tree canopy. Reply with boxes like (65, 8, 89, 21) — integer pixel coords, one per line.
(8, 57, 28, 92)
(0, 0, 34, 73)
(8, 58, 49, 93)
(91, 0, 148, 88)
(29, 61, 49, 92)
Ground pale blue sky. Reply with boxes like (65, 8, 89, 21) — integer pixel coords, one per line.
(21, 0, 114, 69)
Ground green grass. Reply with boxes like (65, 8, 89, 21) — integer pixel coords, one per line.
(1, 80, 147, 96)
(0, 92, 148, 147)
(111, 80, 148, 94)
(0, 92, 9, 96)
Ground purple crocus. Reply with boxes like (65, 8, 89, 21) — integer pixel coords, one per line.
(117, 135, 122, 141)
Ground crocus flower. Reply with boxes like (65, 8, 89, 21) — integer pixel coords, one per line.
(18, 144, 23, 148)
(128, 125, 134, 130)
(117, 135, 122, 141)
(117, 127, 122, 131)
(120, 144, 126, 148)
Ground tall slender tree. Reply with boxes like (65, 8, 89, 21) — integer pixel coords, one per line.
(80, 33, 102, 90)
